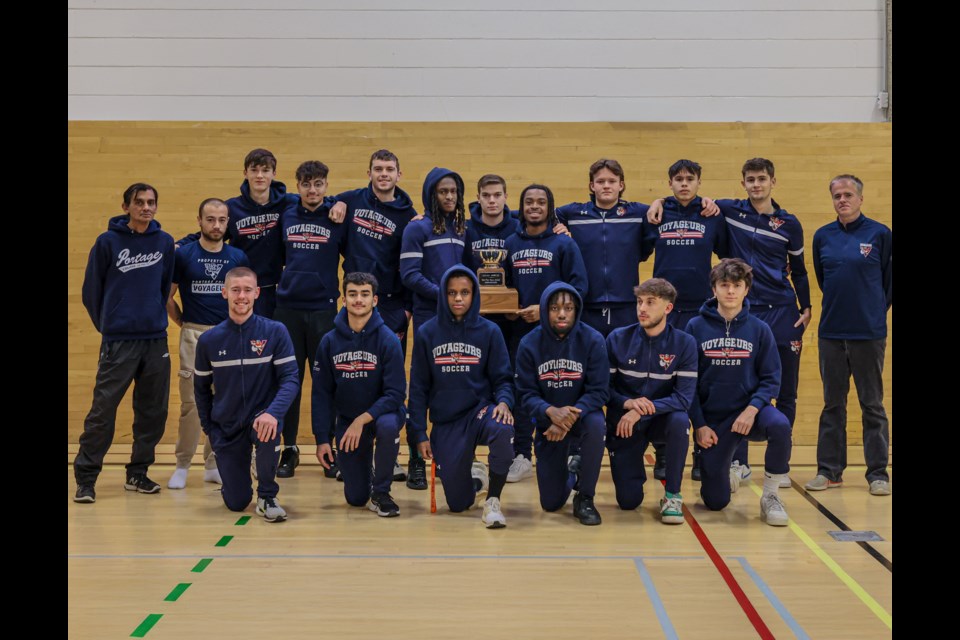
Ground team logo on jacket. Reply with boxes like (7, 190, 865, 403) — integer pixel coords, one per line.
(616, 206, 626, 216)
(334, 350, 378, 378)
(250, 340, 268, 355)
(768, 217, 786, 231)
(204, 262, 224, 279)
(237, 214, 279, 237)
(354, 212, 396, 237)
(659, 354, 675, 370)
(702, 337, 753, 365)
(860, 243, 873, 258)
(433, 342, 482, 372)
(115, 249, 163, 273)
(790, 340, 802, 354)
(537, 359, 583, 389)
(512, 248, 553, 269)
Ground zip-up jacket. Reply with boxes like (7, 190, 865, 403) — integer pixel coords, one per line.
(684, 298, 781, 427)
(400, 168, 468, 319)
(556, 197, 651, 306)
(194, 314, 300, 439)
(605, 319, 698, 427)
(813, 213, 892, 340)
(643, 196, 729, 310)
(515, 282, 609, 431)
(408, 266, 514, 442)
(173, 241, 250, 326)
(276, 199, 346, 311)
(82, 215, 175, 342)
(464, 202, 520, 272)
(504, 225, 588, 308)
(717, 198, 811, 310)
(310, 307, 407, 443)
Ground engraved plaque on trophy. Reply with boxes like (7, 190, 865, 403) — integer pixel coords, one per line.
(477, 249, 519, 314)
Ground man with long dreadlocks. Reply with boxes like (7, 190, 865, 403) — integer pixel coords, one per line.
(502, 184, 588, 482)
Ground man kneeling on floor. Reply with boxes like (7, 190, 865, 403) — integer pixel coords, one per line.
(311, 272, 407, 517)
(194, 267, 300, 522)
(408, 265, 516, 528)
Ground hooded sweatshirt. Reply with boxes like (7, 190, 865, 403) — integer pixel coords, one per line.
(222, 180, 297, 287)
(684, 298, 782, 428)
(82, 215, 175, 342)
(605, 318, 698, 428)
(310, 307, 407, 443)
(514, 282, 609, 431)
(400, 168, 468, 320)
(337, 183, 418, 306)
(408, 266, 514, 442)
(504, 223, 588, 308)
(555, 197, 651, 306)
(464, 201, 520, 272)
(276, 199, 346, 311)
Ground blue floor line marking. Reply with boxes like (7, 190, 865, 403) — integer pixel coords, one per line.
(733, 556, 811, 640)
(633, 559, 679, 640)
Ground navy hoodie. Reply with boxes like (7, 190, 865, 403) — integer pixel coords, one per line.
(555, 197, 651, 306)
(276, 199, 346, 311)
(504, 223, 588, 308)
(82, 215, 175, 342)
(310, 307, 407, 443)
(514, 282, 609, 431)
(643, 196, 729, 310)
(337, 184, 418, 307)
(605, 318, 698, 428)
(408, 266, 514, 442)
(717, 198, 811, 311)
(400, 168, 468, 320)
(464, 202, 520, 272)
(684, 298, 781, 428)
(194, 314, 300, 439)
(812, 213, 892, 340)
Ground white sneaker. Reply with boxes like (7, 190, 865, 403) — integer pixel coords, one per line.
(167, 468, 188, 490)
(760, 493, 789, 526)
(730, 461, 742, 493)
(471, 460, 489, 499)
(506, 455, 533, 482)
(779, 475, 792, 489)
(256, 496, 287, 522)
(203, 468, 222, 485)
(481, 497, 506, 529)
(251, 449, 258, 480)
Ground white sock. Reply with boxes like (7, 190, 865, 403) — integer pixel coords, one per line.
(763, 472, 785, 497)
(203, 468, 222, 484)
(168, 467, 188, 490)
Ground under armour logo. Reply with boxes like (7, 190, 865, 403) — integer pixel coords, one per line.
(738, 212, 747, 219)
(219, 350, 227, 356)
(628, 359, 637, 365)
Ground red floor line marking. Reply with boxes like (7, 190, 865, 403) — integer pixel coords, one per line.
(645, 452, 775, 639)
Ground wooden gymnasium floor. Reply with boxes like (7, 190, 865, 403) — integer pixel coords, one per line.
(68, 446, 892, 639)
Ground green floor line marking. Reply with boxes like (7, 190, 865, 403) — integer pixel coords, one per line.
(130, 613, 162, 637)
(164, 583, 192, 602)
(235, 515, 251, 525)
(191, 558, 213, 573)
(215, 535, 233, 547)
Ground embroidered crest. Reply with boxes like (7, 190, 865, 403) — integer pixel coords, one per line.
(768, 217, 786, 231)
(860, 243, 873, 258)
(616, 206, 626, 216)
(659, 354, 676, 370)
(250, 340, 267, 356)
(790, 340, 802, 354)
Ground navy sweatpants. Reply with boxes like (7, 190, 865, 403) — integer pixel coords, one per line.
(210, 424, 283, 511)
(700, 405, 791, 512)
(607, 412, 690, 509)
(508, 318, 538, 460)
(431, 403, 515, 513)
(535, 410, 605, 511)
(335, 411, 404, 506)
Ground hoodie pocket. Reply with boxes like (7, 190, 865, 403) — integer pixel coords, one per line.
(703, 382, 749, 415)
(103, 295, 160, 334)
(278, 270, 326, 306)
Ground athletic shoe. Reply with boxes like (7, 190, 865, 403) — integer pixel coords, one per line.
(868, 480, 891, 496)
(324, 449, 339, 479)
(760, 493, 788, 526)
(779, 475, 792, 489)
(256, 496, 287, 522)
(660, 492, 684, 525)
(506, 454, 533, 482)
(203, 468, 222, 485)
(729, 462, 742, 493)
(804, 474, 843, 491)
(167, 468, 188, 490)
(277, 446, 300, 478)
(74, 485, 96, 504)
(736, 461, 753, 481)
(392, 460, 407, 481)
(125, 474, 161, 494)
(691, 452, 702, 482)
(369, 492, 400, 517)
(567, 454, 581, 475)
(472, 460, 489, 495)
(481, 497, 506, 528)
(573, 492, 602, 526)
(653, 447, 667, 481)
(406, 457, 427, 490)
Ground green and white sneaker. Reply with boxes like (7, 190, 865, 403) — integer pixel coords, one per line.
(660, 491, 684, 525)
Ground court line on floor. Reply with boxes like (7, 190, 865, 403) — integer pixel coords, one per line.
(732, 556, 811, 640)
(72, 553, 707, 560)
(633, 559, 679, 640)
(746, 483, 891, 630)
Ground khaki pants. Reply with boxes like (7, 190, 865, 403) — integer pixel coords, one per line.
(175, 322, 217, 470)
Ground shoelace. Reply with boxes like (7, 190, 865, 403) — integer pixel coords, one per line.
(764, 493, 785, 512)
(487, 498, 501, 513)
(663, 497, 683, 513)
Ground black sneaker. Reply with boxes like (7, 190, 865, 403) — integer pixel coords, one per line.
(653, 446, 667, 481)
(369, 492, 400, 517)
(277, 446, 300, 478)
(573, 492, 602, 526)
(124, 474, 161, 494)
(323, 449, 339, 479)
(691, 452, 702, 482)
(74, 485, 96, 503)
(406, 457, 427, 490)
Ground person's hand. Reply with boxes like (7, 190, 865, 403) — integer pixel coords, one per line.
(252, 412, 278, 442)
(794, 308, 812, 329)
(518, 305, 540, 323)
(700, 197, 720, 217)
(731, 406, 759, 435)
(624, 397, 656, 415)
(545, 405, 581, 429)
(646, 198, 664, 224)
(329, 201, 348, 223)
(553, 222, 571, 236)
(492, 402, 514, 425)
(544, 424, 567, 442)
(339, 418, 365, 452)
(316, 443, 334, 469)
(616, 409, 641, 438)
(418, 440, 433, 459)
(695, 426, 718, 448)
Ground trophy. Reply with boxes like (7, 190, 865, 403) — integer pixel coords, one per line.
(477, 249, 519, 314)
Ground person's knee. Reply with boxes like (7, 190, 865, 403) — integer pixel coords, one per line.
(376, 415, 402, 440)
(540, 491, 567, 512)
(615, 486, 644, 511)
(701, 487, 730, 511)
(447, 495, 473, 513)
(222, 490, 252, 512)
(345, 488, 370, 508)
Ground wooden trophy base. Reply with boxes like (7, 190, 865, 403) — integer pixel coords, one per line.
(479, 286, 519, 314)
